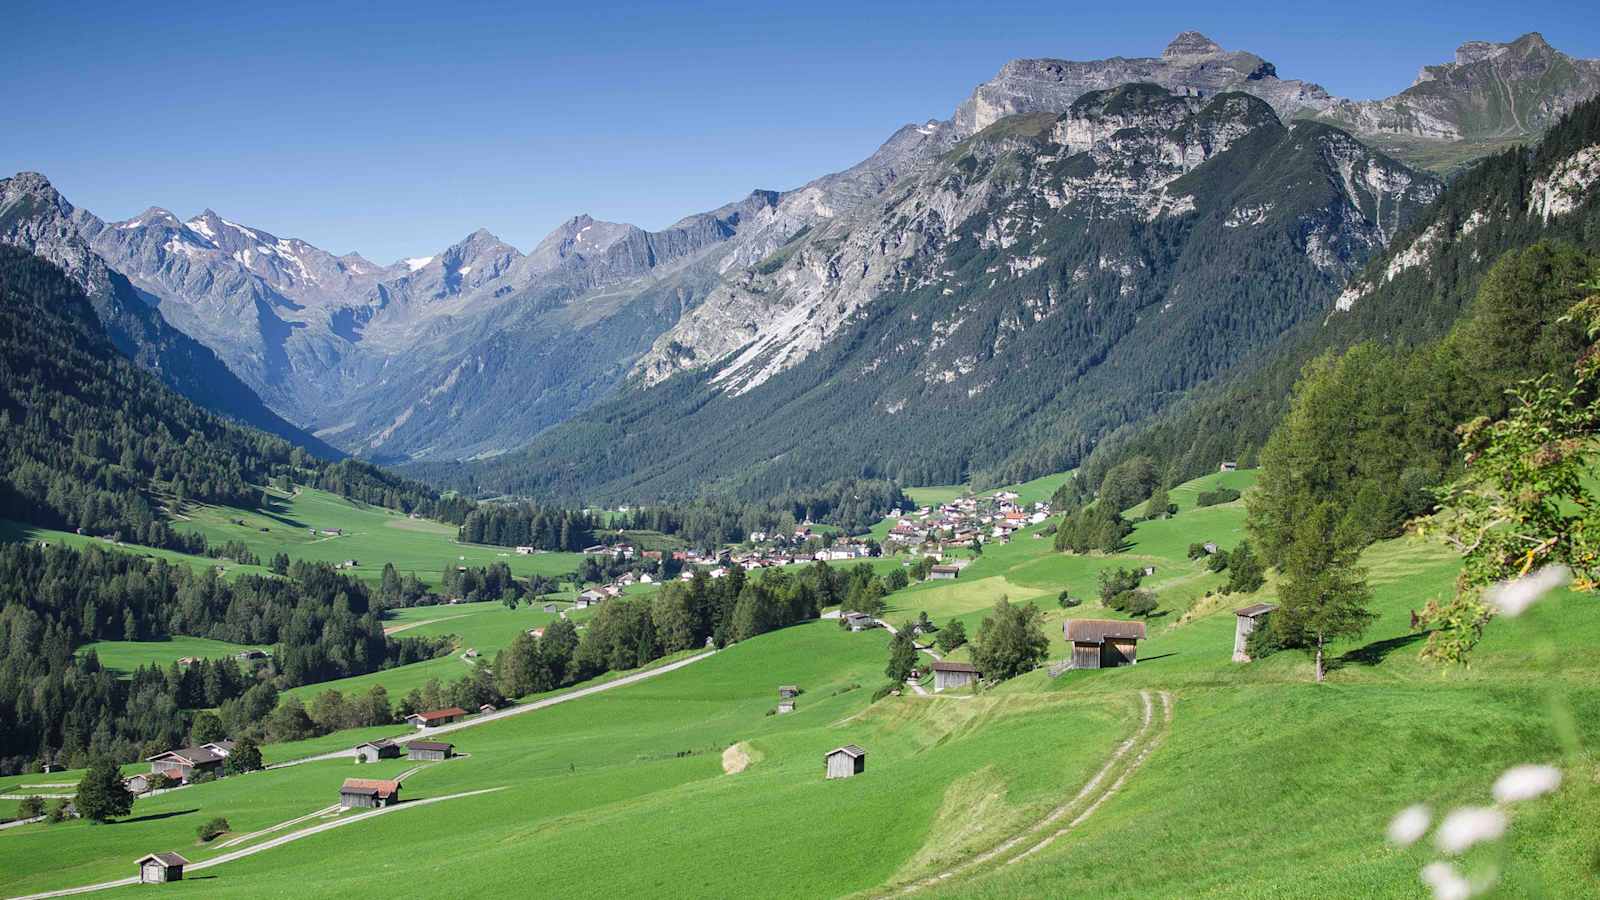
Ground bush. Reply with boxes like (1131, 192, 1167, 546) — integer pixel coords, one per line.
(1097, 568, 1144, 604)
(1207, 550, 1230, 573)
(1245, 619, 1283, 660)
(871, 682, 900, 702)
(17, 796, 45, 819)
(196, 816, 231, 842)
(1058, 590, 1080, 608)
(934, 620, 968, 653)
(46, 799, 71, 823)
(1187, 542, 1209, 560)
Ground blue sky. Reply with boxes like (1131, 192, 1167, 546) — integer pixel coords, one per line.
(3, 1, 1595, 262)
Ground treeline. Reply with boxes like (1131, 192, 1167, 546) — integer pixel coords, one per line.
(613, 479, 911, 548)
(0, 248, 457, 550)
(494, 561, 880, 697)
(0, 541, 450, 772)
(456, 504, 598, 550)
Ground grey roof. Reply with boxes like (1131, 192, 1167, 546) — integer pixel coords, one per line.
(931, 660, 979, 673)
(355, 739, 396, 750)
(406, 740, 454, 752)
(1235, 603, 1278, 618)
(146, 746, 222, 765)
(136, 852, 190, 867)
(826, 744, 866, 759)
(1064, 619, 1147, 643)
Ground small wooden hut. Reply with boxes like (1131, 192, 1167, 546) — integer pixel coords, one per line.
(354, 739, 400, 763)
(339, 778, 401, 809)
(1064, 620, 1147, 669)
(406, 740, 455, 761)
(136, 852, 189, 883)
(1233, 603, 1278, 662)
(778, 685, 800, 700)
(825, 745, 866, 779)
(930, 660, 980, 692)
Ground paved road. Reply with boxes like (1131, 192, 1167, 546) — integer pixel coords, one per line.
(269, 649, 718, 768)
(7, 787, 507, 900)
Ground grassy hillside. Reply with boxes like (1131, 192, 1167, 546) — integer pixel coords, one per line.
(6, 468, 1594, 897)
(180, 487, 582, 585)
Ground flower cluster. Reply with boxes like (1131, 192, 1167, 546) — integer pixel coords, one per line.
(1388, 763, 1563, 898)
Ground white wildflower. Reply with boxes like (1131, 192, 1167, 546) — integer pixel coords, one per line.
(1483, 565, 1570, 617)
(1493, 764, 1562, 804)
(1435, 806, 1506, 854)
(1388, 804, 1432, 846)
(1420, 861, 1472, 900)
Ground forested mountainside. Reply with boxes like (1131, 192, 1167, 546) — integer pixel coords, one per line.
(437, 86, 1439, 502)
(0, 247, 453, 548)
(1074, 94, 1600, 492)
(0, 175, 337, 455)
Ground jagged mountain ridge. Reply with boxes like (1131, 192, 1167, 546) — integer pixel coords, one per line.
(0, 174, 341, 456)
(438, 84, 1441, 501)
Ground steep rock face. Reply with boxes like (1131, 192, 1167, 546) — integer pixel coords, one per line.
(1317, 34, 1600, 143)
(471, 87, 1440, 502)
(0, 174, 340, 455)
(636, 86, 1438, 393)
(952, 32, 1335, 132)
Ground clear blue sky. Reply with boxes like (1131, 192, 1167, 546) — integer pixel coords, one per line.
(3, 1, 1595, 262)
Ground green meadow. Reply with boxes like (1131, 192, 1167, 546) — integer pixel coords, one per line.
(6, 467, 1596, 898)
(76, 637, 270, 674)
(180, 487, 584, 586)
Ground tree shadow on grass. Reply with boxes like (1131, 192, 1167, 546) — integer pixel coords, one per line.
(1334, 631, 1427, 669)
(117, 808, 198, 824)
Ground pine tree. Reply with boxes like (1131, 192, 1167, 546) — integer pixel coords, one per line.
(75, 757, 134, 822)
(1268, 509, 1375, 682)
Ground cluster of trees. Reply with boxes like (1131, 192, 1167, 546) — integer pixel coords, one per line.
(439, 561, 530, 603)
(1054, 504, 1133, 554)
(971, 599, 1050, 681)
(0, 541, 451, 772)
(1195, 487, 1240, 507)
(1096, 568, 1157, 617)
(457, 503, 597, 551)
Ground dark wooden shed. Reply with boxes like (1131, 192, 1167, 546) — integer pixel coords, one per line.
(778, 684, 800, 699)
(406, 740, 455, 761)
(1064, 619, 1148, 669)
(1233, 603, 1278, 662)
(136, 852, 189, 883)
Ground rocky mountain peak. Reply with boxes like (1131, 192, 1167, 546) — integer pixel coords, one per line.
(1163, 31, 1224, 58)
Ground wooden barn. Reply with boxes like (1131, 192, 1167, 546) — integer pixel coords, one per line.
(929, 565, 960, 580)
(354, 739, 400, 763)
(1233, 603, 1278, 662)
(1064, 620, 1147, 669)
(406, 740, 455, 761)
(136, 852, 189, 884)
(930, 660, 980, 692)
(778, 699, 796, 714)
(145, 746, 224, 783)
(340, 778, 401, 809)
(825, 745, 867, 779)
(778, 684, 800, 699)
(405, 707, 467, 729)
(843, 613, 877, 632)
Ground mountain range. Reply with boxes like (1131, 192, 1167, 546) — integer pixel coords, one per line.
(3, 31, 1598, 494)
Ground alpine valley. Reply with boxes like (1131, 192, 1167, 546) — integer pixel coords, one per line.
(3, 31, 1598, 496)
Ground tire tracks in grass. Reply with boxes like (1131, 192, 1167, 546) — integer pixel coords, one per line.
(887, 689, 1173, 896)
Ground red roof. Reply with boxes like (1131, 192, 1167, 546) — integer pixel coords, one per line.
(340, 778, 400, 798)
(409, 707, 467, 723)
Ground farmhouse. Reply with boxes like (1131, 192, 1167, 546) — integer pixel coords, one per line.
(825, 745, 867, 779)
(1219, 461, 1239, 472)
(354, 739, 401, 763)
(515, 546, 536, 555)
(405, 707, 467, 729)
(1064, 620, 1147, 669)
(929, 565, 960, 580)
(339, 778, 401, 809)
(576, 589, 606, 608)
(930, 660, 980, 692)
(145, 746, 224, 783)
(1233, 603, 1278, 662)
(236, 649, 268, 663)
(843, 613, 877, 632)
(406, 740, 455, 761)
(136, 852, 189, 884)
